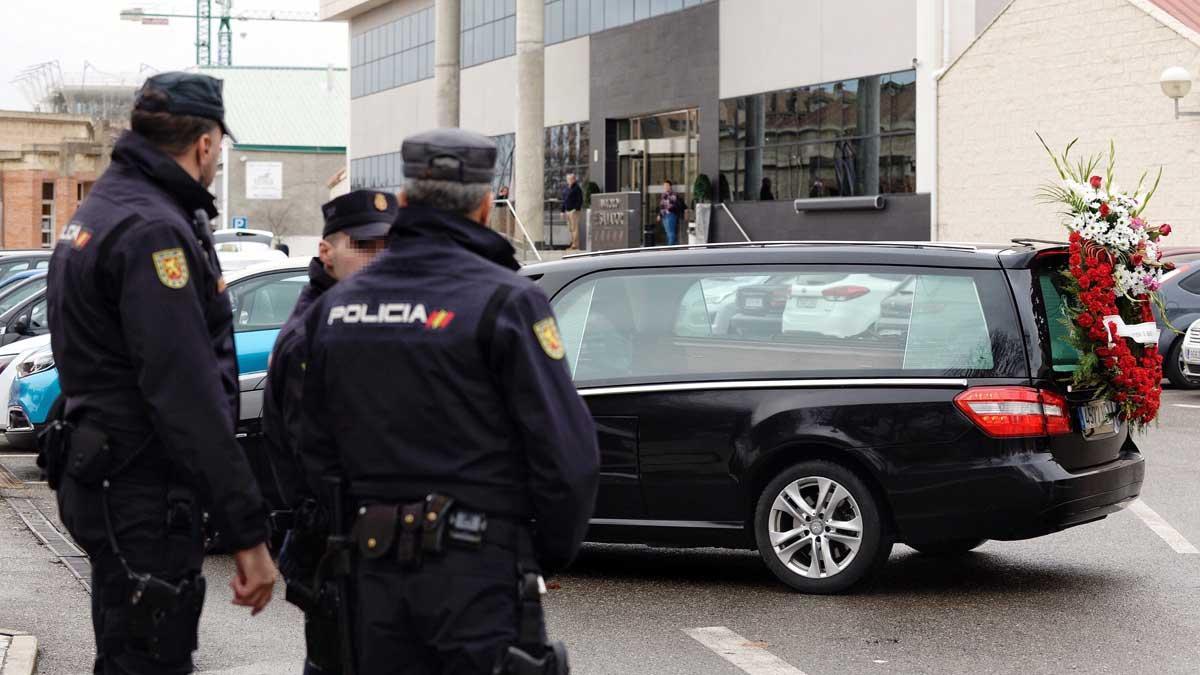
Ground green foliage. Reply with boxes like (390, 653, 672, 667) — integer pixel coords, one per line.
(583, 181, 602, 208)
(693, 174, 713, 204)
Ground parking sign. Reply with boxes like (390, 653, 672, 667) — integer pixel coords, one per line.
(231, 216, 248, 229)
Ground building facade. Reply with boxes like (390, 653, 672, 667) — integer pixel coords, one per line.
(202, 66, 349, 254)
(0, 111, 105, 250)
(323, 0, 1005, 244)
(939, 0, 1200, 246)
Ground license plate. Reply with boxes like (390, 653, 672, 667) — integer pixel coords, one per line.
(1077, 400, 1120, 439)
(1185, 347, 1200, 364)
(744, 297, 763, 309)
(793, 297, 818, 309)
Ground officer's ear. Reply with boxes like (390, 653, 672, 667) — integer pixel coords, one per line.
(397, 190, 408, 208)
(470, 190, 493, 227)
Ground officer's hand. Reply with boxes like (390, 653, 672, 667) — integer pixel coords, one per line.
(231, 543, 277, 616)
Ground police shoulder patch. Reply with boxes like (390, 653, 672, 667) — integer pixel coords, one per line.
(152, 248, 189, 289)
(532, 317, 565, 360)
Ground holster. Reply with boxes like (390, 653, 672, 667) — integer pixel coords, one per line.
(112, 572, 207, 664)
(492, 542, 570, 675)
(36, 399, 71, 490)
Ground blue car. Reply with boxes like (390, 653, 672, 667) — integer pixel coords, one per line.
(6, 259, 310, 492)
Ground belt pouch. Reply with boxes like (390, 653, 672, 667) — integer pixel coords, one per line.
(421, 494, 455, 555)
(398, 503, 424, 566)
(353, 505, 398, 560)
(66, 424, 113, 486)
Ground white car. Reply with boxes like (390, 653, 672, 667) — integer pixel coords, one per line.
(213, 228, 288, 272)
(780, 273, 906, 338)
(1182, 318, 1200, 378)
(0, 334, 50, 436)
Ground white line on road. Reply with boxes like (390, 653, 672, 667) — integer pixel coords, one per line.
(1172, 404, 1200, 409)
(1129, 500, 1200, 554)
(684, 627, 808, 675)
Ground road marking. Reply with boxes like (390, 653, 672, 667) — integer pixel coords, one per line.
(1129, 500, 1200, 554)
(1172, 404, 1200, 409)
(684, 627, 808, 675)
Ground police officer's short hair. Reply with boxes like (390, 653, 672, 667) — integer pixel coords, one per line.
(131, 89, 219, 157)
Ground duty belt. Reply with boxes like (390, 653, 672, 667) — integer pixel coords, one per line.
(351, 494, 528, 569)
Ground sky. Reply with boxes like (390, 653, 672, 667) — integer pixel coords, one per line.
(0, 0, 348, 111)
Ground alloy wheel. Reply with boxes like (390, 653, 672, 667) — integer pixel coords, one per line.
(768, 476, 863, 579)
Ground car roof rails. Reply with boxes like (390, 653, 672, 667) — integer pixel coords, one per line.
(1010, 238, 1068, 247)
(562, 240, 981, 260)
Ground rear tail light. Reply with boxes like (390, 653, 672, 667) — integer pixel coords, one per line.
(821, 285, 870, 302)
(954, 386, 1072, 438)
(770, 288, 789, 308)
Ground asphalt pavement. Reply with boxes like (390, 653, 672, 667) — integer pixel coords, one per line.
(1, 387, 1198, 674)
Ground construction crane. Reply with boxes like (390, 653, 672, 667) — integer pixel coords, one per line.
(119, 2, 320, 67)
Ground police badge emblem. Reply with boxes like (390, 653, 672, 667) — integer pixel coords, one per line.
(152, 248, 189, 289)
(532, 318, 565, 360)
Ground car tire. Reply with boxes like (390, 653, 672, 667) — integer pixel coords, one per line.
(908, 538, 988, 556)
(1165, 340, 1200, 390)
(754, 460, 892, 594)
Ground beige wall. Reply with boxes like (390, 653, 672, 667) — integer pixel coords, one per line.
(0, 113, 93, 150)
(223, 150, 347, 240)
(719, 0, 919, 99)
(460, 36, 590, 136)
(938, 0, 1200, 245)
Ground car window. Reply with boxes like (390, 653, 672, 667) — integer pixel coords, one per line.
(0, 261, 31, 280)
(551, 266, 1020, 386)
(1180, 269, 1200, 295)
(1036, 262, 1080, 373)
(34, 260, 49, 270)
(229, 272, 307, 333)
(0, 278, 46, 315)
(28, 299, 48, 332)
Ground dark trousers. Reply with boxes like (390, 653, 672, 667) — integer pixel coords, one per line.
(353, 542, 541, 675)
(58, 450, 204, 675)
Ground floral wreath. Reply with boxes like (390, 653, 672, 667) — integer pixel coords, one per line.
(1038, 136, 1176, 429)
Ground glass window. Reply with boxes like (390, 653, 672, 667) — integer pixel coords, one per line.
(28, 299, 48, 332)
(230, 273, 308, 333)
(1037, 261, 1080, 373)
(564, 0, 578, 40)
(1180, 269, 1200, 295)
(0, 278, 46, 315)
(551, 266, 1017, 386)
(546, 0, 563, 44)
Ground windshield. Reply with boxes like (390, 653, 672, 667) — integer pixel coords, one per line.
(0, 278, 46, 316)
(1035, 258, 1081, 373)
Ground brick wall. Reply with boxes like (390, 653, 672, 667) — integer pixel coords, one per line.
(1, 170, 94, 249)
(938, 0, 1200, 246)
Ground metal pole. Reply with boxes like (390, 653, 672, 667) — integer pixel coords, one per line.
(434, 0, 460, 127)
(220, 137, 230, 231)
(515, 0, 545, 245)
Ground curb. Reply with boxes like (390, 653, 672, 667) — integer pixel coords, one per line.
(0, 631, 38, 675)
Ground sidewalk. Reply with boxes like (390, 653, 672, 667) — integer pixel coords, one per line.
(0, 631, 38, 675)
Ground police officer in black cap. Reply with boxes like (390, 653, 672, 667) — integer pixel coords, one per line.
(261, 189, 395, 675)
(298, 128, 600, 674)
(44, 71, 276, 674)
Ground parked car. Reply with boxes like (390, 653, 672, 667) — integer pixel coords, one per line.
(0, 252, 50, 285)
(1180, 318, 1200, 377)
(0, 335, 51, 440)
(537, 241, 1142, 593)
(1155, 248, 1200, 388)
(213, 228, 289, 272)
(5, 259, 308, 486)
(0, 284, 48, 346)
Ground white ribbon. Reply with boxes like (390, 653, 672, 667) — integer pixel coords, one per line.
(1103, 315, 1160, 345)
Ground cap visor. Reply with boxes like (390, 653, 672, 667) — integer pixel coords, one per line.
(220, 121, 237, 144)
(342, 221, 392, 240)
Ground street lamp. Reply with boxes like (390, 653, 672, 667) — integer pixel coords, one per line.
(1160, 66, 1200, 118)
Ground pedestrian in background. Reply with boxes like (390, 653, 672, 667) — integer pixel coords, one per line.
(561, 173, 584, 251)
(658, 179, 682, 246)
(44, 72, 276, 674)
(262, 189, 394, 675)
(299, 128, 599, 674)
(493, 184, 513, 239)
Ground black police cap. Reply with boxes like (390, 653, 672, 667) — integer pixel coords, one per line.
(321, 190, 398, 240)
(134, 72, 236, 141)
(402, 128, 497, 185)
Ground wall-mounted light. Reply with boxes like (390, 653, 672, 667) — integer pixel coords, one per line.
(1160, 66, 1200, 119)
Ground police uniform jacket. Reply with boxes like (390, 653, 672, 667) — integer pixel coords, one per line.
(300, 205, 600, 573)
(261, 257, 335, 509)
(46, 130, 268, 551)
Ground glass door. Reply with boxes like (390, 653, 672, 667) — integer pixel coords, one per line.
(622, 109, 698, 245)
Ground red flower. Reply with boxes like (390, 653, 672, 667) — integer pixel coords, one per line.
(1077, 314, 1095, 327)
(1090, 175, 1102, 189)
(1160, 224, 1172, 236)
(1099, 203, 1110, 218)
(1131, 253, 1144, 266)
(1164, 261, 1177, 271)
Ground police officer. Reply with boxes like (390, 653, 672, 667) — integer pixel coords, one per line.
(299, 128, 600, 674)
(45, 72, 276, 674)
(261, 190, 395, 674)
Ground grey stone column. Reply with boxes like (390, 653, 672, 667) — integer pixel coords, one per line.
(744, 94, 765, 201)
(856, 75, 881, 195)
(515, 0, 545, 242)
(434, 0, 461, 127)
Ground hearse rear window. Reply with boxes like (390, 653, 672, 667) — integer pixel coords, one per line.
(551, 265, 1025, 386)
